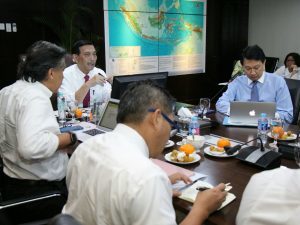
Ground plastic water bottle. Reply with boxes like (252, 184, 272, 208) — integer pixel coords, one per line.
(257, 113, 268, 147)
(189, 116, 200, 135)
(57, 92, 66, 124)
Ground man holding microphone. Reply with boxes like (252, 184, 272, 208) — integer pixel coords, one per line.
(60, 40, 112, 107)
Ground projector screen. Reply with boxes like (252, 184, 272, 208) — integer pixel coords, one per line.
(104, 0, 207, 76)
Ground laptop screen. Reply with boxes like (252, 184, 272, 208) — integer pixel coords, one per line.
(98, 100, 119, 129)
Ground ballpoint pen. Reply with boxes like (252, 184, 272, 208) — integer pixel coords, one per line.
(178, 177, 205, 192)
(196, 183, 231, 191)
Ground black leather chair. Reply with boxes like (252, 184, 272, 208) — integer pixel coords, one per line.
(0, 158, 65, 224)
(48, 214, 82, 225)
(284, 78, 300, 125)
(265, 57, 279, 73)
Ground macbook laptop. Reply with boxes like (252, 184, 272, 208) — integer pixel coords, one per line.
(76, 98, 119, 142)
(223, 101, 276, 127)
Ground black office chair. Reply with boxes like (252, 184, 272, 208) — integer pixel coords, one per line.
(265, 57, 279, 73)
(48, 214, 82, 225)
(284, 78, 300, 125)
(0, 158, 65, 224)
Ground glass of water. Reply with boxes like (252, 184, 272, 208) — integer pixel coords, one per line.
(178, 117, 190, 137)
(199, 98, 211, 119)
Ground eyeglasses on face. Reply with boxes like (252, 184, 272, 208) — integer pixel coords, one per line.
(148, 108, 178, 129)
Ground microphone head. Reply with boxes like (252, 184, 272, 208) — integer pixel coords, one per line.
(170, 129, 177, 137)
(224, 145, 241, 155)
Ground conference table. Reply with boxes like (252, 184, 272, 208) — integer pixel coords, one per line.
(163, 112, 299, 225)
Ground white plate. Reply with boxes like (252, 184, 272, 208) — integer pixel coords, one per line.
(267, 132, 297, 141)
(204, 146, 238, 158)
(164, 152, 201, 165)
(165, 140, 175, 148)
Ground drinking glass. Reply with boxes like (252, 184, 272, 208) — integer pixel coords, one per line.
(66, 100, 78, 123)
(178, 117, 190, 137)
(199, 98, 211, 119)
(269, 118, 283, 151)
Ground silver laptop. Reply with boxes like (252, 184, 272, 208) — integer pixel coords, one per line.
(76, 98, 119, 142)
(225, 101, 276, 127)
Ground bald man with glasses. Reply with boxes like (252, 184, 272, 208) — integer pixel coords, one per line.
(63, 80, 226, 225)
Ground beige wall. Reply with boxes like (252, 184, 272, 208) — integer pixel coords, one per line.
(248, 0, 300, 66)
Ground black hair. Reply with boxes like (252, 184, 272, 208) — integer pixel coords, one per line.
(117, 80, 175, 124)
(284, 52, 300, 67)
(71, 40, 94, 55)
(241, 45, 266, 65)
(17, 41, 66, 82)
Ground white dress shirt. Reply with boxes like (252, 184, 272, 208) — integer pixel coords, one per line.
(236, 166, 300, 225)
(275, 65, 300, 80)
(63, 124, 177, 225)
(60, 64, 112, 105)
(0, 80, 68, 180)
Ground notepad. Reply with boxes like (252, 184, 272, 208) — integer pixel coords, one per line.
(179, 180, 236, 210)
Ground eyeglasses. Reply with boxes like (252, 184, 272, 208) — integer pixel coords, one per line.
(148, 108, 178, 129)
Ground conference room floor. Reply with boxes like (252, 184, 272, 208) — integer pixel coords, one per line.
(162, 112, 299, 225)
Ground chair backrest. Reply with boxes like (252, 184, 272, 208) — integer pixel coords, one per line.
(265, 57, 279, 73)
(284, 78, 300, 125)
(48, 214, 82, 225)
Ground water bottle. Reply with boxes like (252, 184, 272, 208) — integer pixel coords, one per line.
(257, 113, 268, 147)
(188, 116, 200, 135)
(57, 92, 66, 124)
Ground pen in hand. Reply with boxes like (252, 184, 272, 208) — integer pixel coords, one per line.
(196, 183, 231, 192)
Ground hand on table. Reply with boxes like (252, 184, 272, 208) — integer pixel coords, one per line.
(169, 172, 192, 197)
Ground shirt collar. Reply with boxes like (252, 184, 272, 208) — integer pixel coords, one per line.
(247, 71, 265, 85)
(35, 81, 53, 98)
(113, 124, 150, 158)
(75, 64, 90, 78)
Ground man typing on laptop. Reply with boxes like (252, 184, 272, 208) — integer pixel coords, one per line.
(216, 45, 293, 124)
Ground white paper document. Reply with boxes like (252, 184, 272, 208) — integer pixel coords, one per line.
(178, 180, 236, 210)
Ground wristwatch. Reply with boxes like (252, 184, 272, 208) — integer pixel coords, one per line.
(69, 132, 78, 145)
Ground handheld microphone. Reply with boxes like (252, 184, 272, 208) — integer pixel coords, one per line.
(224, 137, 264, 155)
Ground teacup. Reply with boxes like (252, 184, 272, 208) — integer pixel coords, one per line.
(186, 135, 205, 151)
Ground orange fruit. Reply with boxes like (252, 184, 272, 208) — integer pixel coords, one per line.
(75, 108, 83, 118)
(217, 138, 231, 148)
(272, 126, 284, 138)
(179, 144, 195, 155)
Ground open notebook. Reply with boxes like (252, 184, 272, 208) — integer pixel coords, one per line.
(179, 180, 236, 210)
(151, 159, 235, 210)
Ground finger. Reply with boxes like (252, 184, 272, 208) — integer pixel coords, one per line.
(172, 190, 181, 197)
(215, 183, 226, 191)
(182, 176, 192, 184)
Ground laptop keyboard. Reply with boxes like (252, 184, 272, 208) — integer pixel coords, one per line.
(83, 129, 104, 136)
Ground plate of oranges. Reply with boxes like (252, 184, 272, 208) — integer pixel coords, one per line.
(204, 138, 238, 157)
(267, 128, 297, 141)
(165, 144, 201, 164)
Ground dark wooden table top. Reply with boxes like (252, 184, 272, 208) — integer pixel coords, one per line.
(164, 112, 299, 225)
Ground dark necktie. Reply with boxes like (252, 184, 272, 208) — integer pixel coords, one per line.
(250, 81, 259, 102)
(83, 75, 90, 107)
